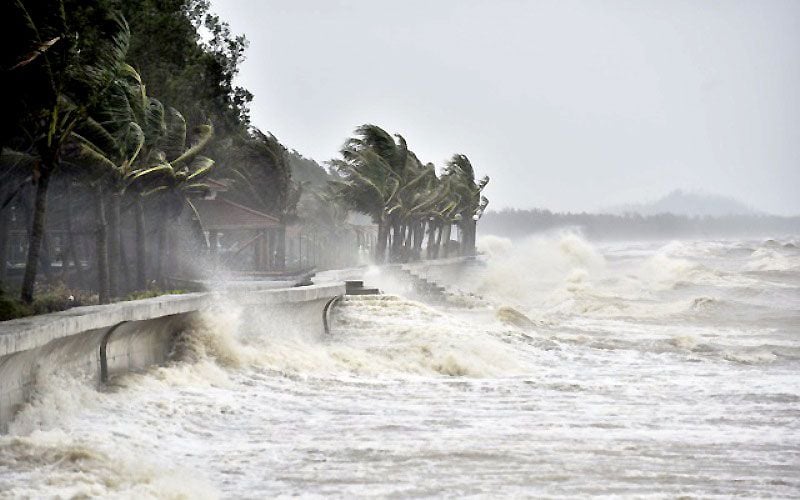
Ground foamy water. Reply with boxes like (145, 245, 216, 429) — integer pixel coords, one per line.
(1, 235, 799, 497)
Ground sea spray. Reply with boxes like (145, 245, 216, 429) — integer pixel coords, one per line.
(1, 237, 798, 497)
(245, 295, 529, 378)
(0, 429, 219, 498)
(475, 231, 606, 312)
(473, 234, 778, 319)
(7, 373, 108, 436)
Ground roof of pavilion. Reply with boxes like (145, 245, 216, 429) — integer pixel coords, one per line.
(192, 197, 279, 230)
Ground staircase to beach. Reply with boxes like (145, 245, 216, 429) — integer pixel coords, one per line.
(385, 263, 488, 307)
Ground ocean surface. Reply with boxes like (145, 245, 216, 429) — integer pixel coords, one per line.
(1, 234, 798, 498)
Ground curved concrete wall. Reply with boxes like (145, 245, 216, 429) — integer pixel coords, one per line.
(0, 283, 344, 432)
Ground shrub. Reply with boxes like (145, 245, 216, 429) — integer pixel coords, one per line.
(0, 292, 34, 321)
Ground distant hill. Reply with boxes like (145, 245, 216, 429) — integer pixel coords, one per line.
(606, 189, 759, 217)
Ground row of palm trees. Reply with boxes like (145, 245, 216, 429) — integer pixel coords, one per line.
(2, 3, 489, 309)
(1, 6, 225, 304)
(330, 125, 489, 263)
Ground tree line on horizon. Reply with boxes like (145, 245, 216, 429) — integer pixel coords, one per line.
(480, 208, 800, 240)
(0, 0, 489, 317)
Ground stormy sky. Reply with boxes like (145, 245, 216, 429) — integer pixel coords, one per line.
(211, 0, 800, 215)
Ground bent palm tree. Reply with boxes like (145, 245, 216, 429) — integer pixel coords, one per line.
(127, 109, 215, 262)
(331, 124, 417, 262)
(70, 64, 168, 293)
(4, 2, 130, 303)
(69, 69, 146, 299)
(234, 129, 301, 270)
(444, 154, 489, 256)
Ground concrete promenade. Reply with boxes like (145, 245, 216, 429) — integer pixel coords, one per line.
(0, 258, 475, 432)
(0, 282, 344, 431)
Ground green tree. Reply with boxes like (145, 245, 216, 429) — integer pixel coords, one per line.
(233, 129, 302, 270)
(3, 0, 130, 303)
(118, 0, 251, 138)
(444, 154, 489, 256)
(331, 125, 412, 262)
(128, 108, 216, 263)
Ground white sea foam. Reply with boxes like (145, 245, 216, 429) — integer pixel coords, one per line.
(0, 430, 219, 499)
(2, 236, 799, 497)
(746, 248, 799, 271)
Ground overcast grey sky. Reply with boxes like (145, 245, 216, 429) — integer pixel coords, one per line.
(212, 0, 800, 215)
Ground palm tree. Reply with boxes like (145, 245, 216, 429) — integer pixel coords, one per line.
(444, 154, 489, 256)
(398, 160, 443, 261)
(299, 189, 352, 268)
(127, 109, 215, 280)
(4, 2, 130, 303)
(69, 66, 146, 299)
(331, 124, 416, 262)
(234, 129, 300, 271)
(71, 64, 169, 293)
(330, 152, 394, 262)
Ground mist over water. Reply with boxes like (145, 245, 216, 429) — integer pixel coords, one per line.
(1, 234, 799, 497)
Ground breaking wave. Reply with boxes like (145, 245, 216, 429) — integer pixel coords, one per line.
(2, 234, 798, 497)
(0, 430, 217, 499)
(473, 232, 769, 320)
(243, 295, 527, 378)
(746, 248, 800, 272)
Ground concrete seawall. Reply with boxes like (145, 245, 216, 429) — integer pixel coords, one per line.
(0, 283, 344, 432)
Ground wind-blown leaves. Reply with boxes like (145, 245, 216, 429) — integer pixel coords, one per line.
(161, 107, 187, 160)
(330, 123, 490, 261)
(231, 128, 299, 221)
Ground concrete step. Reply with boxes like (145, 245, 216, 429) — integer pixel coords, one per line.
(345, 280, 364, 290)
(346, 288, 381, 295)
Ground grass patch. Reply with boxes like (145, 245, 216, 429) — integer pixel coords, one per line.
(0, 283, 190, 321)
(0, 283, 97, 321)
(124, 288, 188, 301)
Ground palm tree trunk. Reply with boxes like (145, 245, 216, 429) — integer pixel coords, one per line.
(426, 221, 436, 260)
(24, 189, 54, 283)
(108, 193, 121, 298)
(38, 231, 53, 282)
(376, 220, 388, 263)
(431, 224, 438, 259)
(413, 222, 424, 260)
(95, 185, 110, 304)
(276, 221, 286, 271)
(0, 205, 8, 286)
(134, 196, 147, 290)
(119, 239, 132, 294)
(391, 219, 403, 262)
(156, 223, 167, 287)
(404, 224, 412, 260)
(441, 224, 451, 258)
(64, 183, 85, 289)
(403, 223, 413, 260)
(20, 169, 51, 304)
(466, 218, 477, 256)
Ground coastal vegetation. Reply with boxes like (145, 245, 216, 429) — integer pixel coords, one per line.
(481, 208, 800, 241)
(330, 125, 489, 263)
(0, 0, 490, 318)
